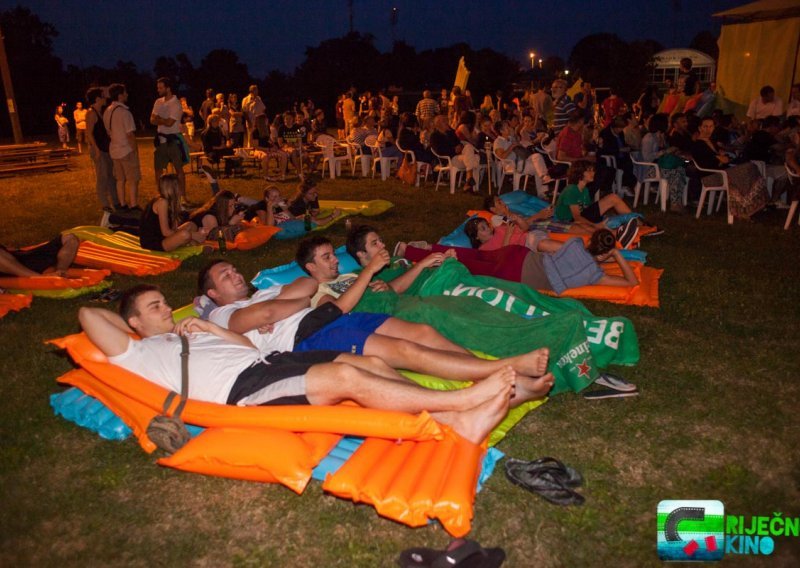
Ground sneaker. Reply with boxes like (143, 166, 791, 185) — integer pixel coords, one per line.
(407, 240, 430, 250)
(642, 226, 664, 237)
(595, 372, 638, 392)
(615, 219, 639, 250)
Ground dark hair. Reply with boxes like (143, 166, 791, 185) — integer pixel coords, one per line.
(482, 195, 496, 211)
(464, 217, 488, 248)
(670, 113, 685, 127)
(295, 236, 332, 274)
(760, 85, 775, 97)
(648, 113, 669, 134)
(612, 116, 626, 129)
(86, 87, 104, 105)
(680, 57, 693, 70)
(345, 224, 377, 262)
(108, 83, 126, 101)
(586, 229, 616, 256)
(119, 284, 161, 323)
(296, 176, 319, 199)
(197, 259, 229, 295)
(458, 110, 476, 130)
(192, 190, 237, 227)
(567, 160, 594, 185)
(156, 76, 172, 91)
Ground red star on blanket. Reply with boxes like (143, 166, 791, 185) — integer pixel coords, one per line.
(576, 359, 591, 378)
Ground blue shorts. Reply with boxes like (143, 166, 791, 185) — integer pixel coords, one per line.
(295, 312, 390, 355)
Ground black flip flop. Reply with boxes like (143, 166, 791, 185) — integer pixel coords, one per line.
(397, 539, 506, 568)
(505, 457, 583, 487)
(505, 460, 585, 506)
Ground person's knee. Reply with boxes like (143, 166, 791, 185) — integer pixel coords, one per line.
(61, 233, 79, 248)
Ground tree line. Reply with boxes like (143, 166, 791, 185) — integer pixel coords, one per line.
(0, 5, 717, 137)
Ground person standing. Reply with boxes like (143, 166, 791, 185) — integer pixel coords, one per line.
(342, 92, 357, 137)
(104, 83, 141, 210)
(150, 77, 186, 199)
(241, 84, 265, 147)
(55, 105, 70, 149)
(73, 102, 87, 154)
(198, 88, 215, 125)
(85, 87, 121, 213)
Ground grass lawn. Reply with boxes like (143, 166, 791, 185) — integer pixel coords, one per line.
(1, 140, 799, 566)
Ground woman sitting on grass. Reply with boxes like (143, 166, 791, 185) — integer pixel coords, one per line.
(287, 177, 341, 224)
(139, 174, 208, 252)
(188, 190, 245, 240)
(243, 186, 293, 226)
(399, 228, 639, 294)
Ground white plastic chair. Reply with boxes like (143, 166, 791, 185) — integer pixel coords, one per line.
(545, 149, 571, 205)
(693, 160, 732, 224)
(630, 152, 669, 212)
(430, 147, 466, 194)
(315, 134, 351, 179)
(601, 155, 625, 196)
(394, 138, 430, 187)
(492, 146, 529, 192)
(366, 135, 399, 181)
(784, 163, 799, 230)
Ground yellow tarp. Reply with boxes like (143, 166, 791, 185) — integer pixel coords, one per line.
(716, 16, 800, 116)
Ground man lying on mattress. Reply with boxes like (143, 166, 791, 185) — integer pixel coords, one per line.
(197, 259, 554, 406)
(0, 233, 79, 277)
(78, 284, 553, 444)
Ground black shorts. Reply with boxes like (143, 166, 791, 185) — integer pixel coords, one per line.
(226, 350, 340, 406)
(4, 236, 62, 274)
(581, 201, 604, 224)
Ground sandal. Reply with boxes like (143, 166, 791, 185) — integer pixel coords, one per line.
(505, 457, 583, 487)
(505, 459, 585, 506)
(397, 539, 505, 567)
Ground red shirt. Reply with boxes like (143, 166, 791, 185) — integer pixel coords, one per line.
(556, 126, 584, 160)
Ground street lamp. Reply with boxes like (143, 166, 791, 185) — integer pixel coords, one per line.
(529, 52, 535, 69)
(564, 69, 570, 77)
(538, 58, 543, 69)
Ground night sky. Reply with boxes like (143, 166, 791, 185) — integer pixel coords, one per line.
(17, 0, 744, 77)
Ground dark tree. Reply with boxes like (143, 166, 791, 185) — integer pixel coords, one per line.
(0, 6, 64, 135)
(690, 30, 719, 61)
(569, 34, 662, 102)
(195, 49, 254, 99)
(294, 32, 383, 109)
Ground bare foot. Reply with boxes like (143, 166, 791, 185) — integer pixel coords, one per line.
(437, 384, 512, 444)
(459, 365, 516, 409)
(509, 347, 549, 377)
(510, 373, 555, 407)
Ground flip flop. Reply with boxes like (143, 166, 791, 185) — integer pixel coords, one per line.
(397, 539, 506, 568)
(504, 460, 585, 506)
(505, 457, 583, 487)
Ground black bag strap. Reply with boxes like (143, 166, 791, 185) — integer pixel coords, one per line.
(161, 335, 190, 418)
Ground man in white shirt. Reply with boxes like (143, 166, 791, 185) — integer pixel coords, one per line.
(78, 284, 531, 444)
(747, 85, 784, 121)
(241, 84, 265, 147)
(200, 256, 554, 402)
(150, 77, 186, 197)
(103, 83, 141, 210)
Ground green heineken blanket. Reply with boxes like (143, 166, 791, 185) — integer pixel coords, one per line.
(355, 259, 639, 395)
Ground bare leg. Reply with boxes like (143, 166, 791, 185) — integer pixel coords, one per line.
(115, 178, 126, 208)
(129, 179, 139, 208)
(363, 335, 549, 381)
(305, 362, 514, 413)
(375, 318, 469, 354)
(154, 167, 164, 195)
(0, 249, 39, 277)
(333, 354, 407, 381)
(176, 167, 186, 199)
(598, 194, 631, 216)
(54, 233, 79, 274)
